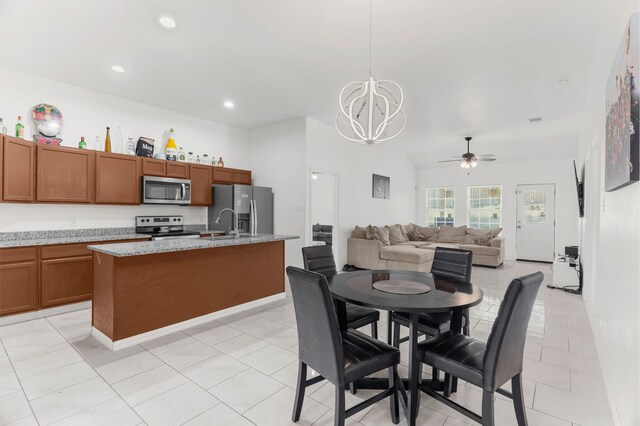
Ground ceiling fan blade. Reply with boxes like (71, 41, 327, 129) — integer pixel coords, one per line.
(477, 154, 495, 158)
(477, 157, 497, 162)
(438, 159, 462, 163)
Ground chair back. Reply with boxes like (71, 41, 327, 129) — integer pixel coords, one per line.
(302, 245, 338, 278)
(431, 247, 473, 281)
(286, 266, 344, 385)
(482, 271, 544, 391)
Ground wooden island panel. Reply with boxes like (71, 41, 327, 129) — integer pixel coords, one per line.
(92, 240, 285, 341)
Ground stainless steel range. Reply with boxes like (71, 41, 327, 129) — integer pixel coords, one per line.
(135, 215, 201, 240)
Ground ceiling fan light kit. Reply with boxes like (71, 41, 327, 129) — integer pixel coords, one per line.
(439, 136, 497, 169)
(335, 0, 405, 145)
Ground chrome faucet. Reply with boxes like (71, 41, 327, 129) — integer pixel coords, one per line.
(214, 208, 240, 238)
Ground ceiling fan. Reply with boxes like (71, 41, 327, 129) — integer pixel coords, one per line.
(438, 137, 496, 168)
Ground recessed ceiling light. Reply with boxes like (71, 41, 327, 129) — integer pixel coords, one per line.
(558, 76, 570, 85)
(159, 15, 177, 29)
(529, 117, 543, 123)
(224, 101, 235, 109)
(111, 64, 125, 73)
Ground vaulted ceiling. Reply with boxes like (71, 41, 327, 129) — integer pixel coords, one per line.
(0, 0, 604, 165)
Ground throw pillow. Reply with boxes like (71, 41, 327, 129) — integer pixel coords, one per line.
(464, 227, 488, 244)
(474, 232, 493, 246)
(409, 224, 439, 242)
(489, 227, 502, 239)
(353, 226, 367, 239)
(387, 224, 409, 245)
(437, 225, 467, 243)
(365, 225, 391, 246)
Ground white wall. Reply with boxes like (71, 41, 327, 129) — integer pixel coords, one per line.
(305, 118, 417, 267)
(576, 4, 639, 425)
(0, 67, 250, 232)
(310, 173, 337, 227)
(248, 119, 307, 268)
(415, 158, 580, 260)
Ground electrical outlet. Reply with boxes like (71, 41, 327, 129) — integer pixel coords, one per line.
(70, 217, 78, 227)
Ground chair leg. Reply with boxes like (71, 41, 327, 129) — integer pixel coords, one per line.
(432, 366, 439, 381)
(388, 365, 399, 424)
(371, 321, 378, 339)
(392, 321, 400, 348)
(512, 374, 528, 426)
(387, 311, 393, 345)
(349, 381, 357, 395)
(481, 390, 495, 426)
(443, 373, 452, 397)
(334, 386, 346, 426)
(292, 361, 307, 422)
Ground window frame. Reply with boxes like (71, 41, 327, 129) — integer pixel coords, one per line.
(425, 187, 456, 227)
(466, 185, 503, 229)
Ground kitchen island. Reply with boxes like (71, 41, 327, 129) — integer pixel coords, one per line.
(88, 235, 298, 350)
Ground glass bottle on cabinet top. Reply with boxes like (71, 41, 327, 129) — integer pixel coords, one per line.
(187, 152, 195, 163)
(0, 118, 7, 135)
(95, 136, 102, 151)
(202, 154, 209, 165)
(78, 137, 86, 149)
(195, 155, 202, 164)
(177, 147, 186, 162)
(104, 127, 112, 152)
(115, 126, 124, 154)
(126, 137, 135, 155)
(217, 156, 224, 167)
(165, 128, 177, 161)
(15, 116, 24, 138)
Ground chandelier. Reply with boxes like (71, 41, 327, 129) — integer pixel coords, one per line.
(335, 0, 406, 145)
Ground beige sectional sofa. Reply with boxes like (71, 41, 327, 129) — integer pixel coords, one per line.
(347, 224, 504, 272)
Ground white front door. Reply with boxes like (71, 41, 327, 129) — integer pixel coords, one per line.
(516, 184, 556, 262)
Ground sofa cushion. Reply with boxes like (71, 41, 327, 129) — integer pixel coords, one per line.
(387, 224, 409, 245)
(489, 227, 503, 239)
(419, 243, 461, 250)
(366, 225, 390, 246)
(380, 246, 434, 264)
(437, 225, 467, 243)
(459, 244, 501, 257)
(353, 226, 367, 239)
(408, 224, 439, 242)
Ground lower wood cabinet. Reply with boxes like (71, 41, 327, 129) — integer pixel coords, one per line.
(41, 255, 93, 307)
(0, 248, 38, 316)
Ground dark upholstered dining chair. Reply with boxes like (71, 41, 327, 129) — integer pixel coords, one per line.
(391, 247, 474, 394)
(392, 248, 473, 341)
(286, 267, 400, 426)
(302, 245, 380, 338)
(417, 271, 544, 426)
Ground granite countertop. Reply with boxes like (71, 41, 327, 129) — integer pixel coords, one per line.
(0, 229, 151, 248)
(88, 234, 299, 257)
(0, 225, 212, 249)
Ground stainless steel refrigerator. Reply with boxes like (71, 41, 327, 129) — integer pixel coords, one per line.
(208, 184, 274, 235)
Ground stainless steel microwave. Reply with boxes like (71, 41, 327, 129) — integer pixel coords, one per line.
(141, 176, 191, 205)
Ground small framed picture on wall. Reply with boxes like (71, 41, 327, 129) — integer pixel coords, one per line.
(372, 174, 390, 199)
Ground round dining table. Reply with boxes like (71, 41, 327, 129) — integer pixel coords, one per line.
(327, 269, 483, 426)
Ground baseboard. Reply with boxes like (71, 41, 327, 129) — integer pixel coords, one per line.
(0, 301, 91, 327)
(91, 292, 287, 351)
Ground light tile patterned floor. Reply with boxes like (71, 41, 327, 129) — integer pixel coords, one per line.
(0, 261, 613, 426)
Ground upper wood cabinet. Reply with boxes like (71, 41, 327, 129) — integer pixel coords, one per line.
(141, 157, 190, 179)
(141, 158, 167, 177)
(212, 166, 251, 185)
(166, 162, 189, 179)
(2, 136, 35, 202)
(0, 247, 38, 316)
(95, 153, 141, 204)
(37, 145, 95, 203)
(190, 164, 212, 206)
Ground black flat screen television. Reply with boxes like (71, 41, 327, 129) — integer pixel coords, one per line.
(573, 160, 584, 218)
